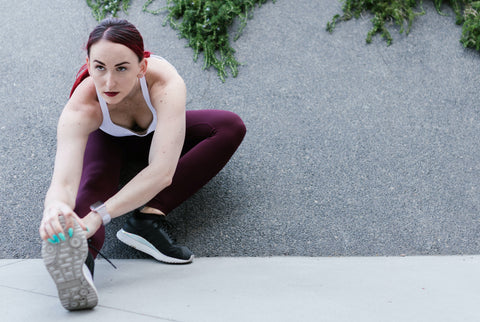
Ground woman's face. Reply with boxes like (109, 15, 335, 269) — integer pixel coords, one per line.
(87, 39, 146, 105)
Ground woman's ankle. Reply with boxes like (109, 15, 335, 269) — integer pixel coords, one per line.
(140, 206, 166, 216)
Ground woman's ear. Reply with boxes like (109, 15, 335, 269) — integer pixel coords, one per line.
(140, 58, 148, 75)
(86, 57, 91, 74)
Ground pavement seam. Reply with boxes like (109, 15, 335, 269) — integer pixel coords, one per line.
(94, 304, 185, 321)
(0, 284, 184, 321)
(0, 283, 57, 299)
(0, 259, 27, 269)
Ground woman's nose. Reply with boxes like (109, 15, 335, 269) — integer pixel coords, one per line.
(105, 72, 116, 88)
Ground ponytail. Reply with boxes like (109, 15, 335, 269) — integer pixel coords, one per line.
(69, 64, 89, 98)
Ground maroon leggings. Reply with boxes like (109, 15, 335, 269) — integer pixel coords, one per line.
(74, 110, 246, 256)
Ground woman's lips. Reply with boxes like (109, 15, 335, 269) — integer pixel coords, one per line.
(104, 92, 119, 97)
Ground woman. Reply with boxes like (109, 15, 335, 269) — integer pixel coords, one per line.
(39, 18, 246, 311)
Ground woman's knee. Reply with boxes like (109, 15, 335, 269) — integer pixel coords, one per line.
(216, 110, 246, 142)
(184, 109, 246, 152)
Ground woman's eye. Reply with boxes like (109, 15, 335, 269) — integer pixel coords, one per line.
(117, 67, 127, 72)
(95, 65, 105, 71)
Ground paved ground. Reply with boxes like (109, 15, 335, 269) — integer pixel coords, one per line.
(2, 256, 480, 322)
(2, 1, 480, 320)
(1, 1, 480, 259)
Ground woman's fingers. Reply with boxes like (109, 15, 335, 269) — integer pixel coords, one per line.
(39, 220, 51, 241)
(40, 202, 84, 243)
(41, 215, 61, 243)
(74, 214, 88, 231)
(59, 205, 76, 238)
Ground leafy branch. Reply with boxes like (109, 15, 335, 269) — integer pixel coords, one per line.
(461, 1, 480, 50)
(327, 0, 480, 51)
(86, 0, 132, 21)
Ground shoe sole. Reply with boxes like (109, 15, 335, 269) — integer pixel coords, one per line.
(41, 217, 98, 310)
(116, 229, 194, 264)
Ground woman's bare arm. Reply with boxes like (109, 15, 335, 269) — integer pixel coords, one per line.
(102, 68, 187, 220)
(40, 80, 101, 241)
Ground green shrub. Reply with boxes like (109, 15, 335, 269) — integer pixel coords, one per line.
(87, 0, 276, 81)
(327, 0, 424, 45)
(327, 0, 480, 51)
(461, 2, 480, 50)
(87, 0, 131, 21)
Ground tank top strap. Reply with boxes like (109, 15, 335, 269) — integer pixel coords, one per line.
(139, 76, 157, 133)
(95, 87, 115, 128)
(139, 77, 155, 114)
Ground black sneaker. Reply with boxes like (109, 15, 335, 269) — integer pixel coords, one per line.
(85, 250, 95, 278)
(87, 239, 117, 272)
(41, 217, 98, 310)
(116, 210, 194, 264)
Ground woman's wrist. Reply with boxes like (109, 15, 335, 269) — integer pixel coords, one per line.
(83, 211, 103, 238)
(90, 201, 112, 225)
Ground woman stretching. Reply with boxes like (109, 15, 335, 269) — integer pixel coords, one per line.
(38, 18, 246, 311)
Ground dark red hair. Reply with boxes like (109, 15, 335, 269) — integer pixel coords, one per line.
(70, 18, 151, 97)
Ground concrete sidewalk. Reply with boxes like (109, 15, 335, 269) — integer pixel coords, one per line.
(1, 256, 479, 321)
(1, 1, 480, 320)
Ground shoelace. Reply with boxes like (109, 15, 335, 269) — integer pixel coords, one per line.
(88, 241, 117, 269)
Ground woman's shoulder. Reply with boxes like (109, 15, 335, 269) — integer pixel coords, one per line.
(63, 77, 102, 127)
(146, 56, 184, 89)
(68, 77, 99, 110)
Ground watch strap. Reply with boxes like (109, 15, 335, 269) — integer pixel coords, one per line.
(90, 201, 112, 226)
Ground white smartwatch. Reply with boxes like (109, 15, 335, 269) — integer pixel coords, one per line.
(90, 201, 112, 226)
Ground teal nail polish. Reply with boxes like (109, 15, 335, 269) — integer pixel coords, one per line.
(68, 228, 73, 238)
(52, 235, 59, 243)
(86, 226, 90, 232)
(47, 238, 56, 244)
(58, 232, 66, 241)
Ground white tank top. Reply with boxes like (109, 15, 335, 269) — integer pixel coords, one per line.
(95, 55, 168, 137)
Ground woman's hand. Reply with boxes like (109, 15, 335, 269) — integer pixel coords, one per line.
(80, 211, 103, 239)
(39, 201, 88, 243)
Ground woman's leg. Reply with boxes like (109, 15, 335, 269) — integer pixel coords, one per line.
(75, 130, 123, 258)
(42, 130, 125, 310)
(145, 109, 246, 214)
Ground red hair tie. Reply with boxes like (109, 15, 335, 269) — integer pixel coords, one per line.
(144, 51, 151, 58)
